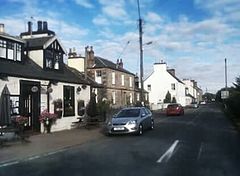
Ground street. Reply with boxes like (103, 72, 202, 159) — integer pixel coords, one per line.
(1, 103, 240, 176)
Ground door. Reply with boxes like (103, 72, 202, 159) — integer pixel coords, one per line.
(20, 80, 40, 132)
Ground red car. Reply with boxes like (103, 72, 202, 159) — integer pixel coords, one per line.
(166, 103, 184, 116)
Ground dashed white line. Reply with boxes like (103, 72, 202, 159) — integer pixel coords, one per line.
(197, 142, 203, 160)
(0, 161, 19, 168)
(157, 140, 179, 163)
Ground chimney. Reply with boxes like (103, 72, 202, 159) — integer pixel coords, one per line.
(119, 59, 123, 68)
(168, 69, 175, 76)
(27, 21, 32, 34)
(37, 21, 43, 31)
(43, 21, 48, 31)
(0, 24, 4, 33)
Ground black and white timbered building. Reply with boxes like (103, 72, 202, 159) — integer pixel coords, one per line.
(0, 22, 96, 133)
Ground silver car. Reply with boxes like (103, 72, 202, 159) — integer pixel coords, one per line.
(105, 107, 154, 135)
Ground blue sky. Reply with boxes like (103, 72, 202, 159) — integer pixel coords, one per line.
(1, 0, 240, 93)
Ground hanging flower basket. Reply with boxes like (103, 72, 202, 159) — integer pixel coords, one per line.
(39, 110, 58, 133)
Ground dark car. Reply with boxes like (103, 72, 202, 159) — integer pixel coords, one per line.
(166, 103, 184, 116)
(105, 107, 154, 135)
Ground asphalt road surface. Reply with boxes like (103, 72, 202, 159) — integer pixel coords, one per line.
(1, 103, 240, 176)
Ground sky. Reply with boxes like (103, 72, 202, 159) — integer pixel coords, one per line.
(0, 0, 239, 93)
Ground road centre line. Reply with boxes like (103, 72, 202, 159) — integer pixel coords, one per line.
(0, 161, 19, 168)
(157, 140, 179, 163)
(197, 142, 203, 160)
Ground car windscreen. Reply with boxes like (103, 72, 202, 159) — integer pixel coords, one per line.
(116, 109, 140, 118)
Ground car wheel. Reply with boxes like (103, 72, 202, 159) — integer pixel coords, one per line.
(150, 120, 154, 130)
(138, 124, 143, 135)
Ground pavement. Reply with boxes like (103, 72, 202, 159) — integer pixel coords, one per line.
(0, 125, 104, 166)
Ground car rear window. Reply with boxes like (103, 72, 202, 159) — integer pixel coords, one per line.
(167, 104, 178, 108)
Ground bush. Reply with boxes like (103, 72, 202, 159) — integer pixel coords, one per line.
(164, 91, 171, 103)
(86, 93, 98, 117)
(226, 90, 240, 117)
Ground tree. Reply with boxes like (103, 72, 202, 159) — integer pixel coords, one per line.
(86, 93, 98, 117)
(172, 97, 177, 103)
(164, 91, 171, 103)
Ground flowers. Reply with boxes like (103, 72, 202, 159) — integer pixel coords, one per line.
(15, 115, 28, 126)
(39, 110, 58, 124)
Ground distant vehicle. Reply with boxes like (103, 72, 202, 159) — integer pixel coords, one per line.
(166, 103, 184, 116)
(187, 102, 199, 108)
(200, 101, 207, 105)
(105, 107, 154, 136)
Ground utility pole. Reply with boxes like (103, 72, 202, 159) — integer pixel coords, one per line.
(225, 58, 227, 89)
(137, 0, 144, 105)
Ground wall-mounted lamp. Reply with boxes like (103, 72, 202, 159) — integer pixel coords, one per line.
(31, 86, 39, 93)
(47, 87, 53, 93)
(77, 86, 81, 93)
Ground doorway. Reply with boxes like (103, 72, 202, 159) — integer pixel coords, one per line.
(20, 80, 40, 132)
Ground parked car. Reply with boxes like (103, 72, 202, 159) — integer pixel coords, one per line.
(105, 107, 154, 136)
(166, 103, 184, 116)
(200, 101, 207, 105)
(187, 102, 199, 108)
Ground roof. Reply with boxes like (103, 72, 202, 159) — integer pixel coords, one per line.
(67, 66, 103, 88)
(0, 56, 92, 85)
(0, 32, 25, 43)
(24, 36, 66, 54)
(20, 30, 55, 37)
(167, 70, 184, 84)
(89, 56, 135, 76)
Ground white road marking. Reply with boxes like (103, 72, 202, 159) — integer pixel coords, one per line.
(157, 140, 179, 163)
(27, 155, 40, 161)
(197, 143, 203, 160)
(0, 161, 19, 168)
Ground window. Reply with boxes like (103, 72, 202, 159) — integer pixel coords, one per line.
(129, 77, 132, 87)
(0, 40, 6, 58)
(0, 40, 22, 61)
(171, 83, 176, 90)
(112, 72, 115, 85)
(7, 42, 14, 60)
(121, 75, 125, 86)
(129, 93, 133, 104)
(112, 91, 116, 104)
(96, 70, 102, 77)
(16, 44, 22, 61)
(44, 41, 63, 70)
(63, 86, 75, 117)
(147, 84, 151, 91)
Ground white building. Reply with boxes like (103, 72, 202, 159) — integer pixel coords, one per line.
(144, 62, 186, 110)
(0, 22, 96, 133)
(182, 79, 202, 104)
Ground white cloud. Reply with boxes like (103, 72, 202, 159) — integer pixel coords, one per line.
(74, 0, 94, 8)
(92, 15, 109, 26)
(145, 12, 163, 23)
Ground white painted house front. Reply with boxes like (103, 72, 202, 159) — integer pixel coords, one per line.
(144, 62, 186, 110)
(0, 22, 95, 133)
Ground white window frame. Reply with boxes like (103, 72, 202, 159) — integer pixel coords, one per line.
(112, 91, 116, 104)
(112, 72, 115, 85)
(121, 75, 125, 86)
(129, 77, 132, 87)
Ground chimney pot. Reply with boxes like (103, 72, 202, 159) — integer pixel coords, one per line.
(37, 21, 43, 31)
(27, 21, 32, 33)
(43, 21, 48, 30)
(0, 23, 4, 33)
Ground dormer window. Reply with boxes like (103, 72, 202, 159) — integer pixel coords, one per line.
(0, 39, 23, 62)
(44, 40, 63, 70)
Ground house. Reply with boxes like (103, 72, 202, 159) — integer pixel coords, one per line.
(0, 21, 94, 133)
(68, 46, 139, 108)
(143, 61, 186, 110)
(182, 79, 202, 104)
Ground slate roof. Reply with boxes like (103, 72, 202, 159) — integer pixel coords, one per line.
(167, 70, 184, 84)
(89, 56, 135, 76)
(24, 36, 52, 49)
(0, 56, 94, 85)
(0, 32, 25, 43)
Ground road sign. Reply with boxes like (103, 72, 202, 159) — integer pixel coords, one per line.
(221, 90, 229, 99)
